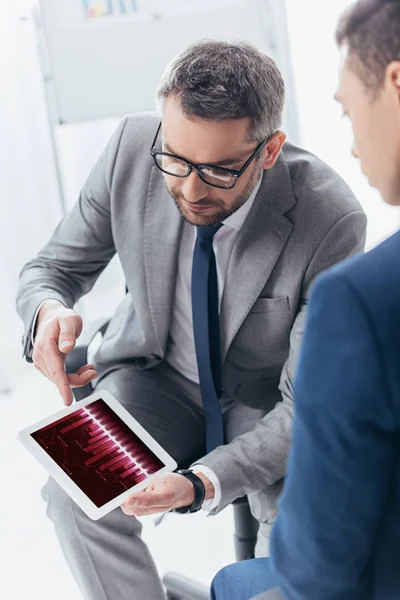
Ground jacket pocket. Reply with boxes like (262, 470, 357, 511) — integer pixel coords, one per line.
(250, 296, 290, 313)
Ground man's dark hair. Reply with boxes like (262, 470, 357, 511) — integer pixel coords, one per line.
(336, 0, 400, 97)
(157, 39, 285, 142)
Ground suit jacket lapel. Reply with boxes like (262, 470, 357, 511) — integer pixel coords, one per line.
(144, 166, 183, 354)
(220, 152, 296, 363)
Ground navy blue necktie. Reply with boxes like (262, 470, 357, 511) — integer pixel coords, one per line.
(192, 225, 224, 452)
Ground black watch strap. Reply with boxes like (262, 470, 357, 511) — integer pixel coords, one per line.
(173, 470, 206, 514)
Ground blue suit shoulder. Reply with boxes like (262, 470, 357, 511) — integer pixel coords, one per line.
(316, 229, 400, 307)
(312, 230, 400, 400)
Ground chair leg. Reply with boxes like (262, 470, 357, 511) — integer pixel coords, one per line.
(233, 500, 259, 561)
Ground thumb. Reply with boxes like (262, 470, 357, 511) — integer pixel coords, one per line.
(58, 312, 82, 353)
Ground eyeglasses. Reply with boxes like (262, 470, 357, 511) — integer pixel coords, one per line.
(150, 123, 268, 190)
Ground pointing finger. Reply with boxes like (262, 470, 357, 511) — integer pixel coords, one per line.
(45, 340, 74, 405)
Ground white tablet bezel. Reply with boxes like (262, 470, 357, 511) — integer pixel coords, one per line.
(17, 389, 177, 520)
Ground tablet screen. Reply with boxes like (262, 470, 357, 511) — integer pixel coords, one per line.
(30, 398, 164, 507)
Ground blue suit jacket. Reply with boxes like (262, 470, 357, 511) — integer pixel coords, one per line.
(269, 230, 400, 600)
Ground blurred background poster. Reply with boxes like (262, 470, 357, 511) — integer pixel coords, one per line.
(83, 0, 137, 19)
(82, 0, 245, 21)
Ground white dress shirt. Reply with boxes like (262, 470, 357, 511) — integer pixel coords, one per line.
(166, 177, 262, 510)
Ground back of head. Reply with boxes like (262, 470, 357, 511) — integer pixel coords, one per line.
(336, 0, 400, 97)
(157, 39, 285, 142)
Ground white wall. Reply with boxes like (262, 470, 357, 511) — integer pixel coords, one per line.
(0, 0, 64, 386)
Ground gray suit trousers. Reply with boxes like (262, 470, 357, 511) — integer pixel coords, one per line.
(41, 362, 274, 600)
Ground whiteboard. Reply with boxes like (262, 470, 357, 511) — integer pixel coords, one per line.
(37, 0, 298, 137)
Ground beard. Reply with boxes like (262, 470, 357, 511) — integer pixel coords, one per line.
(167, 160, 264, 227)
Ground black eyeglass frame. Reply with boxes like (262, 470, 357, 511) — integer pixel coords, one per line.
(149, 123, 269, 190)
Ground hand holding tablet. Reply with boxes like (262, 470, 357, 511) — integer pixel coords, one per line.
(121, 471, 196, 516)
(17, 390, 177, 520)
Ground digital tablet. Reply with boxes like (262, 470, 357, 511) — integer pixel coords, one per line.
(17, 390, 177, 520)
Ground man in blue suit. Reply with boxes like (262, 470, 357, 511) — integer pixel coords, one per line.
(211, 1, 400, 598)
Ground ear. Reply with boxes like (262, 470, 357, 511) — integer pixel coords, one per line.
(386, 61, 400, 102)
(261, 131, 287, 170)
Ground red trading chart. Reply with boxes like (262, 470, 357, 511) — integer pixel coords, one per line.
(31, 399, 164, 507)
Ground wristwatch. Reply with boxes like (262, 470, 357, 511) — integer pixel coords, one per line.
(172, 470, 206, 514)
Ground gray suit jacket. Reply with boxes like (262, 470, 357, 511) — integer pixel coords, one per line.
(16, 112, 366, 512)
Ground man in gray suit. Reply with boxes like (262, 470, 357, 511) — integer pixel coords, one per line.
(17, 40, 366, 599)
